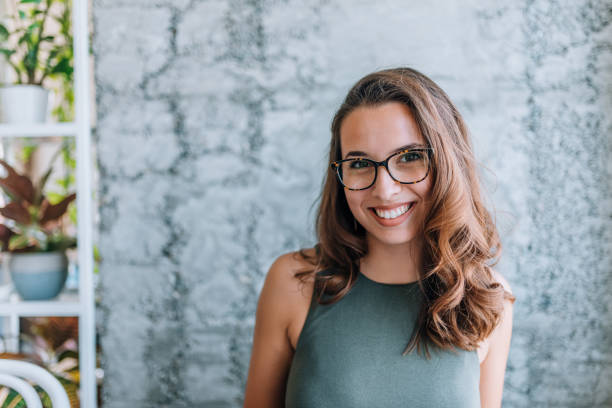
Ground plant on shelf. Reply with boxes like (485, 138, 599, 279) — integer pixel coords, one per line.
(0, 0, 74, 123)
(0, 317, 80, 407)
(0, 148, 76, 300)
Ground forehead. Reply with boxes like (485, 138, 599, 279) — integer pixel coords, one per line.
(339, 102, 425, 159)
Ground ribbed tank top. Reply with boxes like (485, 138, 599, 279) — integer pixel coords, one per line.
(285, 269, 480, 408)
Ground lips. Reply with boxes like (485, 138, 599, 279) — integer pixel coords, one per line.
(371, 202, 414, 211)
(368, 201, 416, 226)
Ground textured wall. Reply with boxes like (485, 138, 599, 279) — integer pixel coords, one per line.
(93, 0, 612, 407)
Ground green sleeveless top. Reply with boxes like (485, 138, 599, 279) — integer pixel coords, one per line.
(285, 269, 480, 408)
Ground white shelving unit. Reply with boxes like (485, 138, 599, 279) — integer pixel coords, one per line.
(0, 0, 96, 407)
(0, 122, 78, 138)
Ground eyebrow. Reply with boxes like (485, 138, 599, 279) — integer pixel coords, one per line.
(344, 143, 427, 159)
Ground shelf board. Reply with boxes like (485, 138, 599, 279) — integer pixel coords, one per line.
(0, 123, 77, 138)
(0, 290, 80, 316)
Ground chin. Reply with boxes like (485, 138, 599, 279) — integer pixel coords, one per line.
(367, 230, 419, 247)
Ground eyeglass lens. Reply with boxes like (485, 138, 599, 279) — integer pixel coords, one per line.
(338, 150, 429, 189)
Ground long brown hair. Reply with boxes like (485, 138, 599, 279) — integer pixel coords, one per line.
(295, 67, 515, 357)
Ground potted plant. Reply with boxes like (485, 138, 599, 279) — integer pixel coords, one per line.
(0, 0, 73, 123)
(0, 153, 76, 300)
(0, 317, 81, 407)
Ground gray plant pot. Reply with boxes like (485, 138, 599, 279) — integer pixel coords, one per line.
(8, 251, 68, 300)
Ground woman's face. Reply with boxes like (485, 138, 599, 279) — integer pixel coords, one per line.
(339, 102, 432, 248)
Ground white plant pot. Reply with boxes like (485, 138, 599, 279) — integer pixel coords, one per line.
(0, 85, 49, 123)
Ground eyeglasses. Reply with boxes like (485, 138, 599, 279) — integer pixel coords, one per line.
(330, 147, 433, 190)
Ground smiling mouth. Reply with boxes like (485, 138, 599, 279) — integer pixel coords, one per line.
(370, 202, 415, 220)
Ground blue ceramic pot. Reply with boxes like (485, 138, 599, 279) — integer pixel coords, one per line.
(8, 251, 69, 300)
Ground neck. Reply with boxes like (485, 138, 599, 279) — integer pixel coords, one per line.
(359, 234, 423, 284)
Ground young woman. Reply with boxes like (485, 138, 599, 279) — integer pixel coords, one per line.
(243, 67, 515, 408)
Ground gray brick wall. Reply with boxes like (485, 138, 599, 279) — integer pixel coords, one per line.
(93, 1, 612, 406)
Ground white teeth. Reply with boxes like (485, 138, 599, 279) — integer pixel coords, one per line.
(374, 203, 413, 219)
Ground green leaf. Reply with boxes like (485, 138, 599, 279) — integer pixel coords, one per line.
(40, 35, 55, 42)
(18, 30, 32, 45)
(21, 143, 37, 162)
(9, 234, 33, 251)
(23, 48, 38, 84)
(18, 10, 27, 20)
(20, 0, 42, 4)
(0, 48, 16, 57)
(26, 21, 41, 35)
(0, 24, 9, 42)
(46, 191, 63, 203)
(50, 56, 71, 75)
(24, 48, 38, 71)
(45, 48, 60, 68)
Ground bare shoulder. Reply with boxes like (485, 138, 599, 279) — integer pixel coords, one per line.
(243, 249, 317, 407)
(488, 268, 514, 337)
(477, 268, 514, 364)
(490, 268, 513, 297)
(263, 249, 317, 320)
(267, 249, 317, 293)
(268, 249, 318, 351)
(478, 268, 515, 406)
(270, 248, 317, 274)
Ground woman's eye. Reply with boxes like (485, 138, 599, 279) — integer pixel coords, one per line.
(400, 152, 422, 162)
(349, 160, 371, 169)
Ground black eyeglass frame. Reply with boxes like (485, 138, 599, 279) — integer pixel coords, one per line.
(330, 147, 434, 191)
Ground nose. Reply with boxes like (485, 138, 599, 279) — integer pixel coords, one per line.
(371, 165, 401, 199)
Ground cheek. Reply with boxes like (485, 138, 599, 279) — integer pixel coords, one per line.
(414, 182, 433, 221)
(344, 191, 365, 217)
(414, 177, 433, 203)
